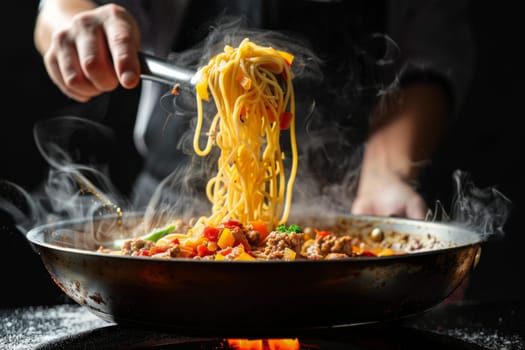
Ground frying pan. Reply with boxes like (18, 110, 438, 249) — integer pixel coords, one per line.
(25, 212, 483, 332)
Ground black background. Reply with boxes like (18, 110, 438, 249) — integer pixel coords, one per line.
(0, 2, 523, 307)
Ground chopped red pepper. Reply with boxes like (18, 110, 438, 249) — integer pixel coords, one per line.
(196, 244, 211, 257)
(239, 106, 247, 123)
(149, 245, 170, 255)
(221, 220, 243, 229)
(219, 247, 233, 256)
(137, 250, 151, 256)
(279, 112, 293, 130)
(203, 226, 220, 241)
(360, 250, 377, 257)
(315, 229, 331, 239)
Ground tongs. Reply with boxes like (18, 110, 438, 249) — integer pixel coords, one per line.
(138, 52, 198, 86)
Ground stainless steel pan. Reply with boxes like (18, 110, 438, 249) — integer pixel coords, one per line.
(25, 213, 482, 332)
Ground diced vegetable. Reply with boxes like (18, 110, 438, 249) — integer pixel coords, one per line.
(196, 244, 211, 257)
(218, 247, 233, 256)
(277, 50, 294, 66)
(235, 252, 256, 261)
(279, 112, 293, 130)
(196, 77, 209, 101)
(375, 248, 398, 257)
(283, 247, 296, 261)
(315, 229, 330, 239)
(149, 245, 170, 255)
(217, 228, 235, 249)
(112, 224, 175, 249)
(249, 220, 269, 241)
(203, 226, 220, 241)
(142, 225, 176, 242)
(222, 220, 242, 228)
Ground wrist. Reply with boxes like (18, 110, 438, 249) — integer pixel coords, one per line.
(360, 134, 426, 187)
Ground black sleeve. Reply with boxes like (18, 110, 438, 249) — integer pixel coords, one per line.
(386, 0, 475, 118)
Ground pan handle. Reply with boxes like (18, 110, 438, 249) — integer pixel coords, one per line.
(138, 52, 196, 86)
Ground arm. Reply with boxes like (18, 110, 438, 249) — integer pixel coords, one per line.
(351, 82, 450, 219)
(34, 0, 142, 102)
(351, 0, 474, 219)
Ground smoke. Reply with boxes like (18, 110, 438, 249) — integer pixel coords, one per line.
(158, 16, 399, 220)
(447, 169, 511, 239)
(0, 17, 511, 242)
(0, 116, 128, 234)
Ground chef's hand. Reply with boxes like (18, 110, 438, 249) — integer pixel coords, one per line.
(351, 167, 428, 219)
(34, 1, 141, 102)
(351, 82, 450, 220)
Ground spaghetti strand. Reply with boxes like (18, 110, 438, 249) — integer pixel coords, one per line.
(194, 38, 297, 228)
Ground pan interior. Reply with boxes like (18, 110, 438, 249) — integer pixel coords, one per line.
(26, 212, 483, 257)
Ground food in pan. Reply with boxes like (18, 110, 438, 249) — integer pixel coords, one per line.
(98, 218, 447, 260)
(98, 39, 445, 260)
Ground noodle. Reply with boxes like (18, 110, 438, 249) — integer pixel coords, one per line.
(98, 39, 415, 261)
(99, 38, 305, 260)
(193, 38, 297, 229)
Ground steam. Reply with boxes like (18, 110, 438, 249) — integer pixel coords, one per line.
(0, 116, 127, 233)
(0, 17, 511, 241)
(159, 17, 398, 220)
(448, 170, 511, 239)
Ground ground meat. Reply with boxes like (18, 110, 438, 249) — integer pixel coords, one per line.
(262, 231, 305, 259)
(230, 226, 252, 248)
(168, 245, 182, 258)
(121, 239, 154, 255)
(244, 229, 261, 246)
(302, 242, 324, 260)
(194, 254, 216, 261)
(317, 235, 360, 256)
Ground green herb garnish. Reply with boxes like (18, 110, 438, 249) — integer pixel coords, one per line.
(276, 223, 303, 233)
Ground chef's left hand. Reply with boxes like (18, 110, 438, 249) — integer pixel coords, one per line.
(351, 165, 427, 219)
(351, 83, 450, 220)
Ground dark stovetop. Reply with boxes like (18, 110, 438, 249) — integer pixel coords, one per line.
(1, 300, 524, 350)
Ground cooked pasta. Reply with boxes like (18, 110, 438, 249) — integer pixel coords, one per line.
(192, 38, 297, 229)
(98, 39, 418, 261)
(99, 38, 314, 261)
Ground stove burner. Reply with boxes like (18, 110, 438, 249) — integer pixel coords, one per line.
(34, 323, 488, 350)
(3, 302, 523, 350)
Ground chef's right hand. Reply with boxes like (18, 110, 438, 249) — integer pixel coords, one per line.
(35, 2, 141, 102)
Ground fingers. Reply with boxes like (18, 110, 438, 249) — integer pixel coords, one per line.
(351, 186, 427, 220)
(43, 4, 140, 102)
(74, 12, 119, 92)
(44, 33, 99, 102)
(405, 196, 427, 220)
(350, 199, 372, 216)
(101, 4, 141, 89)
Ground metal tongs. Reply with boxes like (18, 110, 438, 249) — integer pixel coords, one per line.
(138, 52, 199, 86)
